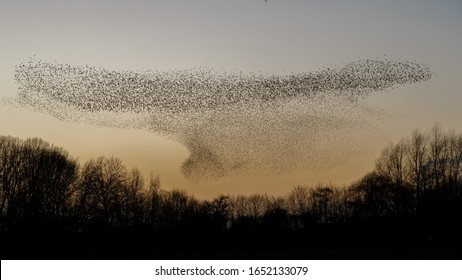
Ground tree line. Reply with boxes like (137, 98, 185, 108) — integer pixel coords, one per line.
(1, 125, 462, 257)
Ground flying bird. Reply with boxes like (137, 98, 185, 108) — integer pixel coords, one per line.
(9, 58, 433, 180)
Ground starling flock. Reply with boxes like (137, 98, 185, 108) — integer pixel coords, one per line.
(9, 58, 433, 181)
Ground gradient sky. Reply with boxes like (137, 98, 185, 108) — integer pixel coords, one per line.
(1, 0, 461, 199)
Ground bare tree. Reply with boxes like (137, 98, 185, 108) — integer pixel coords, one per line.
(353, 172, 396, 218)
(286, 185, 310, 216)
(0, 136, 78, 230)
(230, 195, 247, 220)
(246, 194, 266, 219)
(209, 194, 231, 230)
(0, 136, 24, 229)
(376, 139, 407, 186)
(159, 189, 200, 229)
(428, 123, 448, 189)
(406, 129, 429, 205)
(146, 174, 162, 229)
(75, 156, 128, 229)
(265, 195, 286, 213)
(310, 185, 335, 224)
(446, 130, 462, 185)
(123, 168, 147, 228)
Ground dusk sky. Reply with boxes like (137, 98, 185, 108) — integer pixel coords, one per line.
(1, 0, 461, 199)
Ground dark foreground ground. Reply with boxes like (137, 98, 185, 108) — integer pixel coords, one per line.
(2, 222, 461, 260)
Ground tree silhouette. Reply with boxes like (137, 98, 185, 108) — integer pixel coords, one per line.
(0, 136, 78, 231)
(74, 157, 130, 230)
(376, 140, 408, 186)
(429, 124, 448, 189)
(407, 129, 428, 213)
(1, 123, 462, 258)
(123, 168, 148, 229)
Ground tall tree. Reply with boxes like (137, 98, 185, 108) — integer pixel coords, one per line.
(0, 136, 78, 230)
(75, 156, 129, 230)
(406, 129, 428, 208)
(376, 139, 407, 186)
